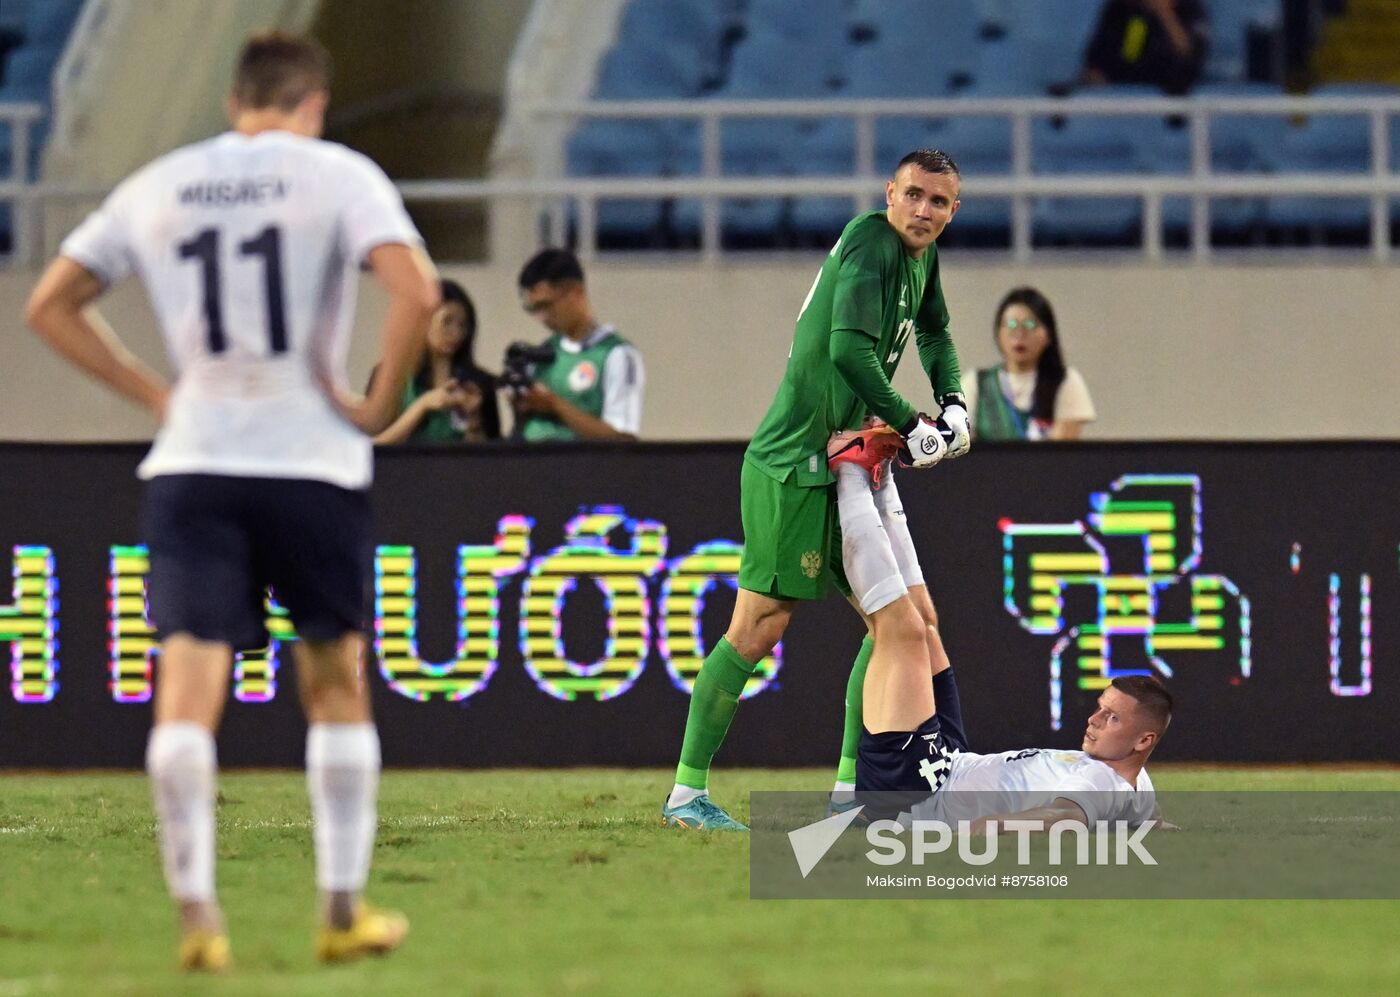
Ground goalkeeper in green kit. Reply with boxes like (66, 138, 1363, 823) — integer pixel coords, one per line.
(663, 150, 972, 830)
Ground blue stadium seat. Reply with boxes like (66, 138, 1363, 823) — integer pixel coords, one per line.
(971, 0, 1014, 35)
(572, 37, 712, 243)
(786, 119, 867, 239)
(1004, 0, 1107, 91)
(0, 0, 32, 33)
(1147, 80, 1286, 239)
(1264, 83, 1400, 236)
(566, 120, 670, 241)
(1032, 90, 1150, 243)
(1204, 0, 1282, 82)
(669, 24, 848, 244)
(593, 41, 704, 100)
(715, 21, 842, 169)
(22, 0, 83, 47)
(1188, 80, 1289, 172)
(846, 0, 981, 91)
(1014, 0, 1107, 40)
(749, 0, 852, 43)
(0, 45, 58, 101)
(613, 0, 735, 89)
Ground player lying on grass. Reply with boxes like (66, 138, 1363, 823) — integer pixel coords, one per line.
(829, 430, 1168, 829)
(662, 150, 971, 831)
(875, 673, 1168, 830)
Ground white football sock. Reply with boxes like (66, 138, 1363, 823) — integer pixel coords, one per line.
(836, 464, 907, 615)
(146, 722, 218, 903)
(306, 723, 381, 893)
(667, 784, 706, 809)
(831, 781, 856, 803)
(874, 472, 925, 588)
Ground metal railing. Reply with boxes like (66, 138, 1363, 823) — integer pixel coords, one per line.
(521, 95, 1400, 262)
(5, 95, 1400, 266)
(0, 103, 46, 263)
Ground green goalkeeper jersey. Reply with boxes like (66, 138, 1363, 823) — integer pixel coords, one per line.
(744, 210, 963, 485)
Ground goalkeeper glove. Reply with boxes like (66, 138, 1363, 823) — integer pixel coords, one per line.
(936, 392, 971, 459)
(897, 413, 949, 469)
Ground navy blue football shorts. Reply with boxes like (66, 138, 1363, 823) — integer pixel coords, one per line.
(856, 668, 971, 811)
(141, 474, 372, 651)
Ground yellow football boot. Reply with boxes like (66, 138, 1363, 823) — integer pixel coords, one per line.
(315, 903, 409, 963)
(178, 930, 232, 973)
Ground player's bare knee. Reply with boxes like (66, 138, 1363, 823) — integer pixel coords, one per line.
(907, 585, 938, 629)
(726, 593, 793, 662)
(726, 617, 785, 663)
(871, 598, 925, 651)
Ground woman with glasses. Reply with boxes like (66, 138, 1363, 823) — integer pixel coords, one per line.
(960, 287, 1095, 441)
(372, 278, 501, 444)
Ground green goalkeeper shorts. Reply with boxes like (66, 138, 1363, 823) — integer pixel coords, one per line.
(736, 458, 850, 601)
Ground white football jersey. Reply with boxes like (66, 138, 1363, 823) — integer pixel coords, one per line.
(915, 748, 1156, 826)
(60, 130, 422, 489)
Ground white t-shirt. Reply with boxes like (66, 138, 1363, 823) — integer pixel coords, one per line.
(912, 748, 1156, 826)
(556, 324, 646, 434)
(960, 366, 1096, 441)
(60, 130, 422, 489)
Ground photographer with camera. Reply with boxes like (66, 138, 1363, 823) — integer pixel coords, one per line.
(509, 248, 644, 442)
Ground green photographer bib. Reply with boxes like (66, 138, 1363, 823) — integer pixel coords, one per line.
(522, 328, 628, 442)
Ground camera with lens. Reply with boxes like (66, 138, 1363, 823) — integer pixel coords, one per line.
(501, 341, 556, 394)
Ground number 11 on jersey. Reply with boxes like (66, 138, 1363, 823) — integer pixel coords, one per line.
(177, 224, 288, 356)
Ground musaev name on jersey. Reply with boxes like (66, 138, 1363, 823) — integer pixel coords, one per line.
(865, 819, 1158, 866)
(177, 176, 289, 207)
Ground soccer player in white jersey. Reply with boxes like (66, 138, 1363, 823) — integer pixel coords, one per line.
(24, 32, 439, 971)
(908, 677, 1167, 829)
(828, 440, 1167, 826)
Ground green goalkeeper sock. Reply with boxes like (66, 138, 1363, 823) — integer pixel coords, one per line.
(835, 636, 875, 785)
(675, 638, 757, 791)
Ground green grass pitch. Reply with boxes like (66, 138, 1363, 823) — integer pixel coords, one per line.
(2, 767, 1398, 996)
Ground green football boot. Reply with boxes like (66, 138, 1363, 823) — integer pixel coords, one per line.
(661, 795, 749, 831)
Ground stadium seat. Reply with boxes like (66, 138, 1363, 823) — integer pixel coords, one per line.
(22, 0, 83, 47)
(668, 22, 851, 245)
(0, 45, 57, 102)
(749, 0, 852, 44)
(0, 0, 32, 33)
(846, 0, 982, 91)
(612, 0, 736, 90)
(1031, 89, 1152, 244)
(1147, 80, 1287, 240)
(593, 41, 704, 100)
(1000, 0, 1107, 92)
(1204, 0, 1282, 82)
(1264, 83, 1400, 237)
(1187, 80, 1289, 173)
(566, 120, 670, 242)
(787, 118, 867, 241)
(568, 40, 707, 245)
